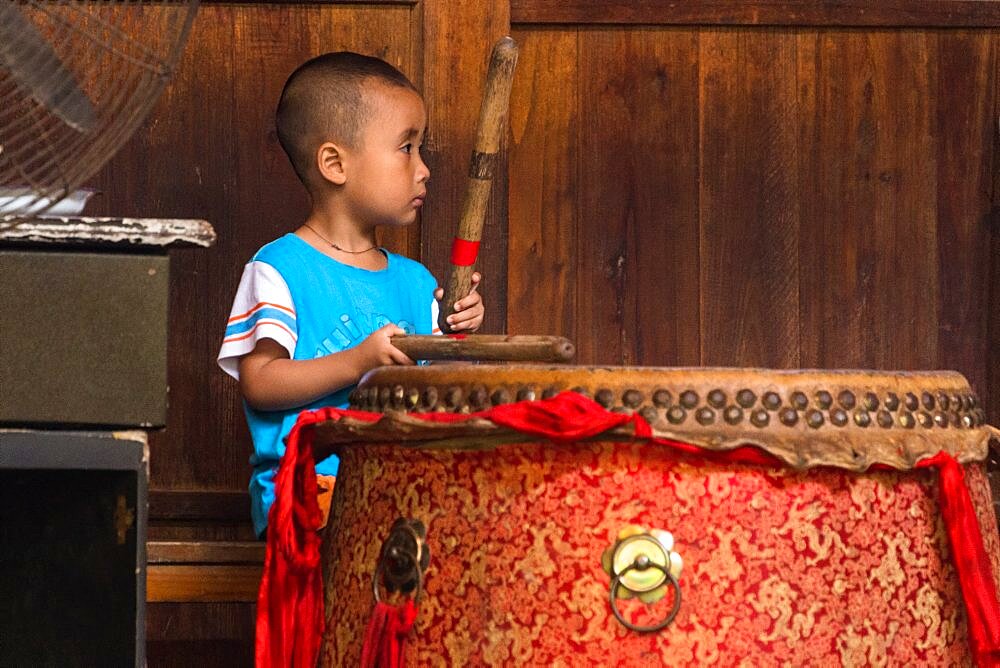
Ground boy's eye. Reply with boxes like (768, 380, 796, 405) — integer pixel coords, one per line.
(401, 143, 412, 153)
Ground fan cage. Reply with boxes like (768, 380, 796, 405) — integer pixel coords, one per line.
(0, 0, 198, 219)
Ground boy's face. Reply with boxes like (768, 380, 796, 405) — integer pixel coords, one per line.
(342, 83, 429, 229)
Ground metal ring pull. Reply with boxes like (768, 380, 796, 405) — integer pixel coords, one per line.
(602, 527, 684, 633)
(609, 556, 682, 633)
(372, 518, 429, 604)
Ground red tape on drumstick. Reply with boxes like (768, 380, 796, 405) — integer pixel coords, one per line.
(450, 238, 480, 266)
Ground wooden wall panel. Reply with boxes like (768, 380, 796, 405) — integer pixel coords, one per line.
(508, 22, 998, 417)
(798, 31, 941, 371)
(507, 30, 579, 345)
(576, 29, 701, 365)
(933, 34, 997, 401)
(698, 30, 801, 367)
(511, 0, 1000, 27)
(420, 2, 511, 333)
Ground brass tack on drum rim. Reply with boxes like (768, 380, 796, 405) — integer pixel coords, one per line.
(469, 385, 488, 410)
(421, 386, 438, 410)
(405, 387, 420, 408)
(707, 390, 726, 408)
(806, 409, 824, 429)
(751, 409, 770, 428)
(763, 392, 781, 410)
(736, 389, 756, 408)
(815, 390, 833, 409)
(853, 410, 871, 428)
(445, 385, 463, 409)
(790, 391, 808, 410)
(884, 393, 900, 411)
(723, 406, 743, 425)
(876, 410, 893, 428)
(491, 388, 511, 405)
(779, 408, 798, 427)
(639, 406, 658, 424)
(679, 390, 699, 409)
(695, 407, 716, 425)
(595, 388, 614, 408)
(391, 385, 405, 407)
(904, 392, 919, 411)
(667, 406, 686, 424)
(623, 389, 643, 409)
(838, 390, 856, 410)
(830, 409, 848, 427)
(652, 389, 672, 408)
(516, 386, 536, 402)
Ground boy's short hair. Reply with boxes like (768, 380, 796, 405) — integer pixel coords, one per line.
(275, 52, 417, 185)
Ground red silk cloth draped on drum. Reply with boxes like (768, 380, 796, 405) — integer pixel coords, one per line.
(255, 392, 1000, 668)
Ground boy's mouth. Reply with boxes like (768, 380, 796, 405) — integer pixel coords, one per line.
(412, 194, 425, 206)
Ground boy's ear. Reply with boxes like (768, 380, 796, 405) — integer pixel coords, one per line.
(316, 141, 347, 185)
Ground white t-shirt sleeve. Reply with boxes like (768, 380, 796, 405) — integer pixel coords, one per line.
(217, 261, 297, 380)
(430, 298, 442, 335)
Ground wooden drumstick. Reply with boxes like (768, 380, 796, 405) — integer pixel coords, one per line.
(391, 334, 575, 363)
(438, 36, 519, 334)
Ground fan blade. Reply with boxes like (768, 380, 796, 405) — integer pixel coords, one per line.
(0, 4, 97, 132)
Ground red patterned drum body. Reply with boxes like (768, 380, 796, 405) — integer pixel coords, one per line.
(316, 367, 1000, 666)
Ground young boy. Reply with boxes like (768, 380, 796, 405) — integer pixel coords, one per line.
(218, 52, 484, 538)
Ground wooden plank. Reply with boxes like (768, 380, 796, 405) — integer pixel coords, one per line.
(933, 33, 995, 399)
(147, 541, 265, 565)
(420, 1, 511, 334)
(147, 602, 255, 665)
(699, 29, 800, 368)
(507, 28, 579, 346)
(0, 217, 215, 247)
(990, 38, 1000, 428)
(148, 490, 251, 523)
(798, 32, 939, 371)
(576, 28, 702, 365)
(147, 565, 262, 603)
(511, 0, 1000, 27)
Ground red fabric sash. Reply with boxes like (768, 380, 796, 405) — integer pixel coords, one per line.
(360, 600, 418, 668)
(256, 392, 1000, 668)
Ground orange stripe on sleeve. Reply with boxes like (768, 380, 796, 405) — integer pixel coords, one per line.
(222, 320, 296, 344)
(227, 301, 296, 324)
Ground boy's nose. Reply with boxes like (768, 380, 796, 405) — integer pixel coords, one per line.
(416, 155, 430, 183)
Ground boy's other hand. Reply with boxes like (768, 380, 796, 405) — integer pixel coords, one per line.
(356, 324, 414, 368)
(435, 272, 484, 332)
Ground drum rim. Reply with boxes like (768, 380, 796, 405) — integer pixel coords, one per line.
(316, 365, 998, 472)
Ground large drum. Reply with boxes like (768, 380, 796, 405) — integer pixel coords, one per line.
(315, 367, 1000, 666)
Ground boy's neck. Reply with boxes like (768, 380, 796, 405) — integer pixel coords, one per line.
(297, 205, 386, 269)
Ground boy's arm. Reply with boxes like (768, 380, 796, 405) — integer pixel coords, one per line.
(238, 324, 412, 411)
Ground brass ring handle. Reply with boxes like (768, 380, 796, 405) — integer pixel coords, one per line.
(608, 556, 682, 633)
(372, 520, 426, 604)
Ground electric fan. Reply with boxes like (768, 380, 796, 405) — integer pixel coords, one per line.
(0, 0, 198, 218)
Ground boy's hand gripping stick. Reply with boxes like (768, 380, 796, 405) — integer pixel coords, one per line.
(438, 36, 519, 334)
